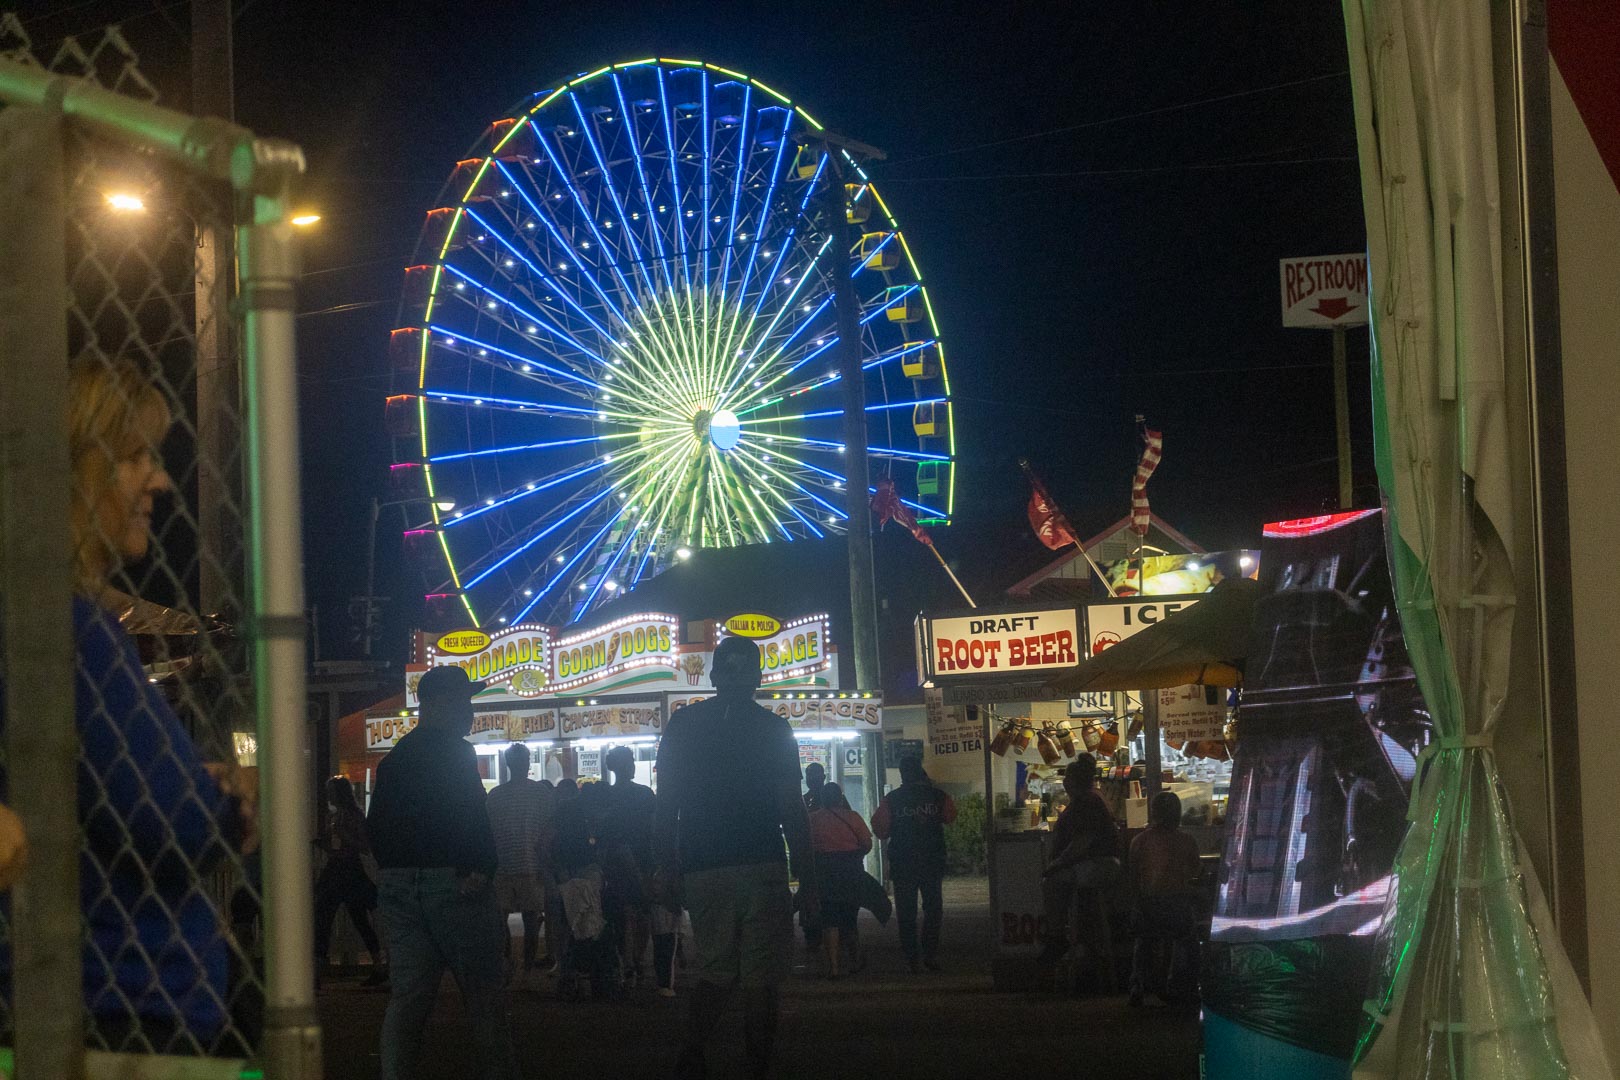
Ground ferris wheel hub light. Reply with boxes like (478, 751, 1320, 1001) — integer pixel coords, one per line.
(709, 409, 742, 451)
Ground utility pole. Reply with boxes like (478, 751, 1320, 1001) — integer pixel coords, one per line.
(817, 133, 888, 873)
(1332, 324, 1352, 508)
(192, 0, 241, 627)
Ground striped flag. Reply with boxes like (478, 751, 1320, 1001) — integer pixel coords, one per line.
(1130, 427, 1164, 536)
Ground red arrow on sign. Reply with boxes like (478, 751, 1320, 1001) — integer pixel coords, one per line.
(1311, 296, 1357, 321)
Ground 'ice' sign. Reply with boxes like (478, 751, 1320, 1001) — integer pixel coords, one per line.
(922, 608, 1081, 678)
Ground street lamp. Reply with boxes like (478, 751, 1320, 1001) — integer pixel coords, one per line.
(361, 494, 455, 657)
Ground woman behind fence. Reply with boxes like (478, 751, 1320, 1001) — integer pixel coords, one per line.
(1, 357, 259, 1056)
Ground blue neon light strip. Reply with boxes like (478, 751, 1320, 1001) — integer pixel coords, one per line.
(531, 123, 644, 317)
(567, 94, 660, 306)
(715, 85, 750, 306)
(463, 486, 614, 589)
(444, 459, 609, 529)
(460, 206, 618, 339)
(760, 435, 951, 462)
(656, 67, 691, 289)
(488, 160, 636, 330)
(427, 323, 604, 394)
(431, 434, 607, 463)
(512, 500, 630, 623)
(439, 263, 608, 371)
(612, 73, 677, 295)
(423, 387, 601, 416)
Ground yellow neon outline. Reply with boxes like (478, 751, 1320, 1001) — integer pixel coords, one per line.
(749, 78, 791, 105)
(795, 106, 825, 131)
(488, 115, 529, 154)
(571, 65, 612, 85)
(528, 87, 568, 114)
(615, 58, 657, 68)
(705, 63, 748, 80)
(658, 58, 704, 66)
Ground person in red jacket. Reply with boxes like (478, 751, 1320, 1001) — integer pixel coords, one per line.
(872, 757, 957, 973)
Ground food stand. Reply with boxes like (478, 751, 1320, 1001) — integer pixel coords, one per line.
(916, 595, 1240, 990)
(342, 609, 884, 825)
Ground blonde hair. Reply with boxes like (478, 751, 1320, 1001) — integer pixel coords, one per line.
(68, 358, 173, 590)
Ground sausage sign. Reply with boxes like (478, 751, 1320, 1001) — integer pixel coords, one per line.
(921, 607, 1081, 679)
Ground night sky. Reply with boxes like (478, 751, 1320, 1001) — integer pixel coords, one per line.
(20, 0, 1372, 659)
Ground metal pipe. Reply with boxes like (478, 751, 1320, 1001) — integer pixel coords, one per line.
(240, 194, 321, 1078)
(0, 56, 303, 194)
(0, 102, 84, 1080)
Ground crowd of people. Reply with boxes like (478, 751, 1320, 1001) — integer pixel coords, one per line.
(0, 359, 1207, 1077)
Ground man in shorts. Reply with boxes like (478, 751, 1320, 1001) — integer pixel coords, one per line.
(486, 742, 554, 982)
(654, 636, 816, 1080)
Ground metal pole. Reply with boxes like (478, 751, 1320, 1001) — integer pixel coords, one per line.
(1142, 690, 1163, 805)
(362, 495, 380, 658)
(0, 103, 84, 1080)
(827, 165, 880, 690)
(823, 154, 885, 868)
(1332, 324, 1353, 509)
(193, 0, 240, 627)
(241, 193, 321, 1078)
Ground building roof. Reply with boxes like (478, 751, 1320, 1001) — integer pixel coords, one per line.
(1006, 512, 1205, 598)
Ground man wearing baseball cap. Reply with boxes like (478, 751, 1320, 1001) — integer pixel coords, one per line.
(368, 665, 516, 1079)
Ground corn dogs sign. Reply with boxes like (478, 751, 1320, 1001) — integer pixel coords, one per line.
(921, 607, 1081, 679)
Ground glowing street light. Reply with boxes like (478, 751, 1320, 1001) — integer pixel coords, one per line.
(105, 192, 147, 213)
(675, 547, 693, 561)
(289, 212, 322, 227)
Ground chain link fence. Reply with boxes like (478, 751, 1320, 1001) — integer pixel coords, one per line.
(0, 14, 316, 1078)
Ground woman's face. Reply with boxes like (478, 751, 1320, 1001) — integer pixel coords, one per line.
(99, 435, 172, 565)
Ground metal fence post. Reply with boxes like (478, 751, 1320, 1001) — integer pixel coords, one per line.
(241, 188, 320, 1078)
(0, 104, 85, 1080)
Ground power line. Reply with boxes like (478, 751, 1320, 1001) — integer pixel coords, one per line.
(880, 154, 1356, 184)
(882, 70, 1351, 168)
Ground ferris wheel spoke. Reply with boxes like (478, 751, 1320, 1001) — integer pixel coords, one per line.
(462, 426, 688, 600)
(611, 74, 679, 297)
(711, 115, 793, 374)
(723, 234, 833, 402)
(489, 160, 634, 334)
(723, 447, 821, 540)
(442, 457, 616, 529)
(426, 322, 606, 403)
(438, 262, 610, 376)
(568, 93, 666, 310)
(529, 129, 642, 322)
(710, 448, 777, 544)
(713, 86, 750, 313)
(732, 337, 937, 416)
(730, 441, 848, 525)
(459, 486, 616, 591)
(655, 68, 694, 290)
(428, 429, 637, 464)
(459, 205, 622, 342)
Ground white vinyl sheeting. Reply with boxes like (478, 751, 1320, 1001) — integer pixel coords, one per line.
(1341, 0, 1611, 1077)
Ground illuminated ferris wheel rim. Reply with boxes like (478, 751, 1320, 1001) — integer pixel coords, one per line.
(398, 58, 957, 630)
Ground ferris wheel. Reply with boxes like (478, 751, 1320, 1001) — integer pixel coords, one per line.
(390, 59, 956, 629)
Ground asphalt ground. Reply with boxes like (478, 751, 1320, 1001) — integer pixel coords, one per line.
(318, 878, 1203, 1079)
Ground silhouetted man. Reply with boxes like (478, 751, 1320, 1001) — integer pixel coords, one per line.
(872, 756, 956, 972)
(654, 637, 815, 1080)
(369, 666, 516, 1080)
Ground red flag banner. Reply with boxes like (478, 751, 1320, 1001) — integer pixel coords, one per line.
(1026, 478, 1079, 550)
(1130, 427, 1164, 536)
(871, 478, 932, 546)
